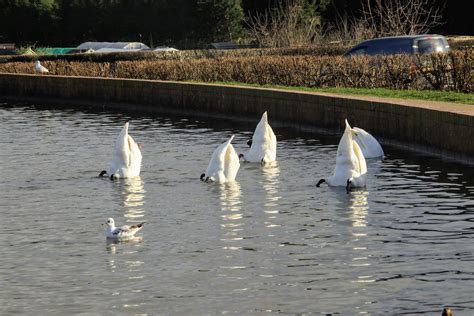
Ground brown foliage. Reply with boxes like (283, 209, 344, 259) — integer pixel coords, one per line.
(0, 50, 472, 93)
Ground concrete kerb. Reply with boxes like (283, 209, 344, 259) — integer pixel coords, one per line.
(0, 72, 472, 164)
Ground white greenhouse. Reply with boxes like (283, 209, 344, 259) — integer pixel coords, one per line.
(75, 42, 149, 52)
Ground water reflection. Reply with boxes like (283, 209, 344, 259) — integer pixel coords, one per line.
(115, 177, 146, 221)
(349, 191, 369, 228)
(106, 177, 146, 289)
(261, 163, 282, 228)
(218, 182, 243, 248)
(348, 190, 374, 289)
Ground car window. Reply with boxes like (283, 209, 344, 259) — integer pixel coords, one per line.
(347, 46, 367, 56)
(416, 38, 448, 54)
(368, 39, 413, 55)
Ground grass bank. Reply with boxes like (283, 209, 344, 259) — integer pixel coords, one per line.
(212, 82, 474, 105)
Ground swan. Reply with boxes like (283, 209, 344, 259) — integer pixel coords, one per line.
(34, 61, 49, 74)
(239, 111, 277, 164)
(201, 135, 240, 183)
(104, 218, 145, 240)
(352, 127, 384, 158)
(99, 122, 142, 180)
(316, 119, 367, 192)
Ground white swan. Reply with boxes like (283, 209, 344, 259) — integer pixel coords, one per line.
(352, 127, 384, 158)
(104, 218, 144, 240)
(317, 119, 367, 192)
(99, 122, 142, 180)
(201, 135, 240, 183)
(34, 61, 49, 74)
(240, 111, 277, 164)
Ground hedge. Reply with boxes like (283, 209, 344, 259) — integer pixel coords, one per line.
(0, 49, 472, 93)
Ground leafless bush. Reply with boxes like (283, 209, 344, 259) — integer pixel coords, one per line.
(246, 0, 322, 48)
(359, 0, 445, 37)
(415, 53, 453, 90)
(449, 49, 474, 93)
(325, 13, 376, 46)
(381, 54, 419, 89)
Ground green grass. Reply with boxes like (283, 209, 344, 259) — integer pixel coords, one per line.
(312, 87, 474, 105)
(210, 82, 474, 105)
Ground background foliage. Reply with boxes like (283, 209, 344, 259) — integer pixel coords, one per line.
(0, 0, 471, 48)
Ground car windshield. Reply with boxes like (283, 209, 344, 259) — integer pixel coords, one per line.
(417, 38, 448, 54)
(347, 47, 367, 56)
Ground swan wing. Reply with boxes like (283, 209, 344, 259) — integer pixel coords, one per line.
(127, 135, 142, 165)
(326, 119, 355, 186)
(127, 135, 142, 176)
(352, 127, 384, 158)
(113, 122, 131, 167)
(352, 140, 367, 175)
(263, 123, 277, 161)
(206, 136, 234, 181)
(223, 141, 240, 181)
(244, 112, 277, 162)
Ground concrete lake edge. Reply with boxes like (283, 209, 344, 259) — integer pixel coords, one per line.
(0, 73, 473, 164)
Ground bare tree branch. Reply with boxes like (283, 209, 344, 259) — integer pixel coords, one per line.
(358, 0, 445, 37)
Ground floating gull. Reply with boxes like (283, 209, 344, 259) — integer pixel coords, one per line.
(104, 218, 145, 240)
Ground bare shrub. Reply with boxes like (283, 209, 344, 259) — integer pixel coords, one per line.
(381, 55, 419, 89)
(359, 0, 445, 37)
(246, 0, 322, 48)
(415, 53, 454, 90)
(326, 13, 376, 46)
(449, 49, 474, 93)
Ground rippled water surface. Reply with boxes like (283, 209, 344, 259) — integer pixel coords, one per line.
(1, 102, 473, 315)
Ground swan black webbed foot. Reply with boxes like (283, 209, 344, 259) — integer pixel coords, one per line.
(346, 179, 352, 194)
(316, 179, 326, 187)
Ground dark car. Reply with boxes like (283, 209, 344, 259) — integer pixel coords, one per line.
(344, 34, 450, 56)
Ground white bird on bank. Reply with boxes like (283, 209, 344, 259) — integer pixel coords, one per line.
(99, 122, 142, 180)
(316, 119, 367, 192)
(239, 111, 277, 164)
(104, 218, 145, 240)
(34, 60, 49, 74)
(352, 127, 384, 158)
(201, 135, 240, 183)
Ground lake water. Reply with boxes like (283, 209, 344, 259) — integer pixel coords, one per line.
(0, 102, 473, 315)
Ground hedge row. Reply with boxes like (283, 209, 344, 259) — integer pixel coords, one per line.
(0, 49, 472, 93)
(0, 46, 349, 64)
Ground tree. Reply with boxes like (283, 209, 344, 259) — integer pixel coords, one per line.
(195, 0, 245, 43)
(246, 0, 325, 47)
(0, 0, 57, 46)
(359, 0, 445, 37)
